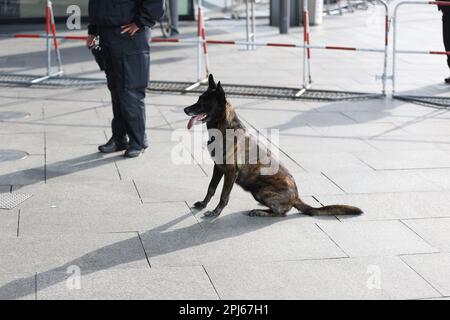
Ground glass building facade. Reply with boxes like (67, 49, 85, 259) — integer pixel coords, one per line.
(0, 0, 193, 20)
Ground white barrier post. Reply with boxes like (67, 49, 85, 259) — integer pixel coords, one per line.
(46, 0, 51, 77)
(197, 0, 203, 82)
(296, 0, 311, 97)
(379, 0, 389, 96)
(392, 1, 450, 97)
(49, 1, 63, 74)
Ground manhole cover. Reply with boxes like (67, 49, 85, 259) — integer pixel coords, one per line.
(0, 150, 29, 162)
(0, 193, 33, 210)
(0, 112, 30, 121)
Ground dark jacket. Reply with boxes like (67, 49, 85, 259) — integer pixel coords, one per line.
(88, 0, 164, 35)
(439, 0, 450, 13)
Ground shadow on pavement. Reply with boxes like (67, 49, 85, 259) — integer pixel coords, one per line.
(0, 207, 302, 299)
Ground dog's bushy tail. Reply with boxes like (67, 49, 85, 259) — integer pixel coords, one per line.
(294, 198, 363, 216)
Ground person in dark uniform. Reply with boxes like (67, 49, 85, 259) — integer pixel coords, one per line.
(439, 1, 450, 84)
(86, 0, 164, 158)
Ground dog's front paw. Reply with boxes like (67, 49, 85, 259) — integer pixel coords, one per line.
(193, 201, 207, 209)
(204, 210, 220, 218)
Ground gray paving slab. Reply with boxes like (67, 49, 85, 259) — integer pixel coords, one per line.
(312, 123, 410, 138)
(45, 129, 106, 147)
(357, 150, 450, 170)
(0, 233, 148, 274)
(36, 266, 218, 300)
(205, 256, 440, 300)
(315, 192, 450, 221)
(292, 172, 346, 196)
(402, 123, 450, 136)
(141, 214, 346, 267)
(115, 142, 207, 180)
(279, 136, 376, 154)
(134, 176, 212, 203)
(0, 209, 18, 237)
(19, 201, 196, 235)
(12, 180, 140, 208)
(0, 273, 36, 300)
(291, 152, 373, 173)
(321, 170, 442, 194)
(0, 155, 45, 185)
(365, 136, 450, 151)
(402, 218, 450, 252)
(0, 133, 44, 155)
(317, 220, 437, 257)
(413, 168, 450, 190)
(45, 146, 121, 183)
(402, 253, 450, 297)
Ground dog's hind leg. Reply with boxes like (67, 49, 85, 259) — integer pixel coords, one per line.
(248, 193, 292, 218)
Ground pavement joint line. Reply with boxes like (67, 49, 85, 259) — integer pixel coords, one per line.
(401, 216, 450, 221)
(44, 131, 47, 184)
(320, 171, 347, 194)
(314, 222, 350, 259)
(338, 111, 360, 123)
(398, 219, 439, 253)
(44, 104, 106, 121)
(238, 114, 306, 171)
(185, 200, 204, 229)
(153, 104, 173, 128)
(359, 138, 380, 151)
(34, 272, 37, 300)
(137, 231, 152, 269)
(355, 157, 377, 171)
(202, 265, 221, 300)
(132, 179, 144, 204)
(373, 166, 450, 171)
(113, 161, 122, 181)
(16, 209, 20, 237)
(398, 255, 445, 298)
(311, 195, 325, 207)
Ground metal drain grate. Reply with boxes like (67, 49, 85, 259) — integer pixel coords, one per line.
(394, 95, 450, 108)
(0, 193, 32, 210)
(0, 112, 30, 121)
(0, 150, 29, 162)
(148, 81, 382, 101)
(0, 74, 106, 87)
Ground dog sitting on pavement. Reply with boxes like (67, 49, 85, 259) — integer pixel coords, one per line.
(184, 74, 363, 218)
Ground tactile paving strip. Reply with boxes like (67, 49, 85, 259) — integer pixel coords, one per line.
(0, 74, 106, 86)
(0, 74, 381, 101)
(0, 193, 32, 210)
(394, 95, 450, 108)
(147, 81, 382, 101)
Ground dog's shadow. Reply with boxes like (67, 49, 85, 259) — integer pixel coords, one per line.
(0, 206, 317, 300)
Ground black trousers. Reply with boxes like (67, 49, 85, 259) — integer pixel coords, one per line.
(99, 27, 150, 150)
(443, 11, 450, 69)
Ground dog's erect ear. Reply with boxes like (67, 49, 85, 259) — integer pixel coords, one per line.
(208, 74, 216, 89)
(216, 81, 225, 101)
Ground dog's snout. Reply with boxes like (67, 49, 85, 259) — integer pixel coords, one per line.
(184, 104, 199, 116)
(184, 106, 193, 116)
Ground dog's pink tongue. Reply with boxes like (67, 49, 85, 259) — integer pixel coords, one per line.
(187, 115, 204, 130)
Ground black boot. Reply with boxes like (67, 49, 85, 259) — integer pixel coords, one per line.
(98, 137, 128, 154)
(445, 77, 450, 84)
(124, 147, 147, 158)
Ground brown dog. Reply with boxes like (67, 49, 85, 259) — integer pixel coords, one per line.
(184, 74, 363, 218)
